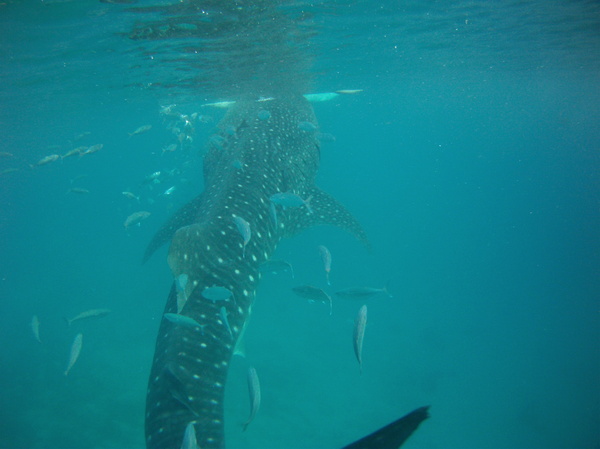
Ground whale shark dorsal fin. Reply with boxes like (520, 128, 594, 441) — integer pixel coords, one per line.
(283, 186, 371, 250)
(341, 406, 430, 449)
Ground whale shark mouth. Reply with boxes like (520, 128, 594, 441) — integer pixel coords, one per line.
(144, 95, 371, 449)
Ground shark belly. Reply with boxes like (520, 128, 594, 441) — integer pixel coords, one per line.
(145, 96, 368, 449)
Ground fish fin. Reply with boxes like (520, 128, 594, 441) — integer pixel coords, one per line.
(283, 186, 371, 250)
(143, 193, 205, 263)
(341, 406, 430, 449)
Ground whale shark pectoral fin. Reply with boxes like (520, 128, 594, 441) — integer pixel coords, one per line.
(284, 186, 371, 250)
(143, 193, 206, 263)
(341, 406, 430, 449)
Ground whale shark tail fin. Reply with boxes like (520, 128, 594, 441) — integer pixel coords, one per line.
(341, 406, 430, 449)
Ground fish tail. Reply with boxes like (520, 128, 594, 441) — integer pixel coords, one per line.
(63, 317, 71, 327)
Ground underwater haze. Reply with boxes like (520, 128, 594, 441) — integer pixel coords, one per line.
(0, 1, 599, 448)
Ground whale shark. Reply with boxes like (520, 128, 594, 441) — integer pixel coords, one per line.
(143, 94, 424, 448)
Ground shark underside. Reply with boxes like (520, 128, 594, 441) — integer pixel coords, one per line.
(144, 95, 426, 449)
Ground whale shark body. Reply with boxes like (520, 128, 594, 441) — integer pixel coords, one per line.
(144, 95, 376, 448)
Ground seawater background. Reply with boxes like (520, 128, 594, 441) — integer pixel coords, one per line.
(0, 1, 599, 448)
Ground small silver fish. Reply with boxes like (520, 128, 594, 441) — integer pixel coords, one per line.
(353, 305, 367, 374)
(122, 191, 140, 202)
(270, 192, 313, 214)
(65, 308, 111, 326)
(202, 286, 233, 303)
(80, 143, 103, 156)
(181, 422, 199, 449)
(67, 187, 90, 194)
(129, 124, 152, 137)
(163, 186, 177, 196)
(62, 146, 85, 159)
(219, 306, 233, 338)
(124, 211, 151, 229)
(31, 315, 41, 343)
(162, 143, 178, 154)
(335, 284, 392, 300)
(34, 154, 60, 166)
(176, 273, 189, 313)
(318, 245, 332, 285)
(164, 313, 206, 333)
(233, 216, 251, 258)
(64, 333, 83, 376)
(243, 366, 261, 431)
(291, 285, 332, 315)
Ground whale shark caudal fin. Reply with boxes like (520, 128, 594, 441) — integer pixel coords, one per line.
(341, 406, 430, 449)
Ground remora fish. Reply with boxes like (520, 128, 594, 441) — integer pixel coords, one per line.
(353, 305, 367, 374)
(65, 308, 111, 326)
(143, 96, 370, 449)
(243, 366, 261, 431)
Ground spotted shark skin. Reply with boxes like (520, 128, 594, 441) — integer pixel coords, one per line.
(144, 95, 369, 449)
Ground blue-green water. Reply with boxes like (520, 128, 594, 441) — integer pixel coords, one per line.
(0, 1, 599, 448)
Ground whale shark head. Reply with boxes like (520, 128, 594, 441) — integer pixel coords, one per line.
(144, 95, 370, 449)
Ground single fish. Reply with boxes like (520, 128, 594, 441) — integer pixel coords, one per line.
(34, 154, 60, 166)
(243, 366, 261, 431)
(122, 191, 140, 202)
(80, 143, 103, 156)
(181, 422, 199, 449)
(129, 124, 152, 137)
(164, 313, 206, 333)
(270, 192, 313, 214)
(292, 285, 332, 315)
(202, 286, 233, 303)
(335, 284, 392, 300)
(62, 146, 85, 159)
(67, 187, 90, 194)
(260, 259, 294, 278)
(219, 306, 233, 338)
(162, 143, 178, 155)
(318, 245, 332, 285)
(353, 305, 367, 374)
(64, 333, 83, 376)
(65, 308, 111, 326)
(124, 211, 151, 229)
(31, 315, 41, 343)
(164, 186, 177, 196)
(0, 168, 19, 175)
(0, 151, 14, 158)
(176, 273, 189, 313)
(73, 131, 91, 141)
(232, 216, 251, 258)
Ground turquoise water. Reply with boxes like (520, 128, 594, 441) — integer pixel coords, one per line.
(0, 1, 599, 448)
